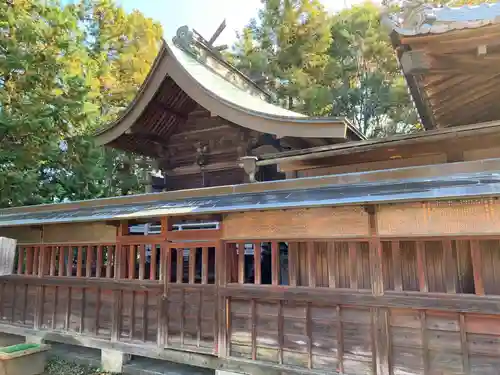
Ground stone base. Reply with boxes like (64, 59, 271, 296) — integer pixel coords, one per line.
(101, 349, 131, 373)
(216, 371, 245, 375)
(25, 336, 44, 345)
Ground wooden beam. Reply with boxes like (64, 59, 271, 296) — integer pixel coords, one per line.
(208, 19, 227, 46)
(404, 26, 500, 53)
(152, 100, 189, 120)
(220, 284, 500, 314)
(164, 161, 240, 177)
(400, 49, 500, 76)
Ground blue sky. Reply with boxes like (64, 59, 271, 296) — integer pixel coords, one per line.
(116, 0, 371, 46)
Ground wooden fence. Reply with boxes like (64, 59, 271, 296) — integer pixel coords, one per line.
(1, 204, 500, 374)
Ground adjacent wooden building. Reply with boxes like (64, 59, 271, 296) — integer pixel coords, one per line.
(1, 5, 500, 375)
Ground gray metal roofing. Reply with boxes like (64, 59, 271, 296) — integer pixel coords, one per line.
(386, 2, 500, 36)
(166, 37, 348, 125)
(2, 171, 500, 227)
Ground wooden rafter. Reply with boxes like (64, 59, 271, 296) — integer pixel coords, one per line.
(400, 50, 500, 76)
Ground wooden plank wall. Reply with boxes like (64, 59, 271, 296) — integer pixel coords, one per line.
(3, 201, 500, 374)
(219, 200, 500, 375)
(1, 223, 221, 356)
(220, 237, 500, 374)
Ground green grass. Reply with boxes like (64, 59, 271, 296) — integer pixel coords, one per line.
(44, 358, 114, 375)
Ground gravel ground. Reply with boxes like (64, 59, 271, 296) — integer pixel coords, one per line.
(44, 358, 113, 375)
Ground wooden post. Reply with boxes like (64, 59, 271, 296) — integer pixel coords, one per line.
(367, 206, 390, 375)
(112, 223, 127, 342)
(158, 216, 172, 348)
(470, 240, 485, 296)
(254, 242, 261, 285)
(327, 241, 336, 288)
(0, 237, 17, 276)
(271, 241, 280, 286)
(443, 240, 457, 294)
(391, 241, 403, 292)
(34, 245, 46, 330)
(216, 240, 227, 357)
(307, 242, 316, 288)
(416, 241, 428, 293)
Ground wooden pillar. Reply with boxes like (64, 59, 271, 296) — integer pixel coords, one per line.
(368, 206, 390, 375)
(158, 216, 172, 348)
(111, 222, 127, 342)
(34, 224, 46, 330)
(216, 239, 227, 357)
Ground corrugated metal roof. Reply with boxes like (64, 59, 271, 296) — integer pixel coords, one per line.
(1, 171, 500, 227)
(386, 2, 500, 36)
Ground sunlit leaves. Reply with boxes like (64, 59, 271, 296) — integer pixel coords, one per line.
(232, 0, 418, 137)
(0, 0, 163, 208)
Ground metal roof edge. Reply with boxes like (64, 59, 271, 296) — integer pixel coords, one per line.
(257, 119, 500, 164)
(3, 157, 500, 219)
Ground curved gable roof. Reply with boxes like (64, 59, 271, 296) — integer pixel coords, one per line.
(94, 26, 360, 150)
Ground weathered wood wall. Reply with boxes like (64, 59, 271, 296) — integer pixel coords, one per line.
(0, 222, 116, 245)
(2, 201, 500, 374)
(221, 238, 500, 375)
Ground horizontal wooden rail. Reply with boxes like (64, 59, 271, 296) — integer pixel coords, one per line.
(117, 235, 165, 244)
(166, 241, 218, 249)
(166, 283, 216, 291)
(167, 229, 221, 241)
(1, 275, 163, 291)
(221, 284, 500, 315)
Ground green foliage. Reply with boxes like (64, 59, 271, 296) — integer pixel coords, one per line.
(0, 0, 163, 208)
(232, 0, 419, 137)
(46, 357, 110, 375)
(328, 2, 418, 137)
(0, 0, 92, 207)
(232, 0, 333, 113)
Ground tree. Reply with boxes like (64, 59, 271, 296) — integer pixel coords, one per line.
(232, 0, 333, 113)
(0, 0, 163, 208)
(54, 0, 163, 200)
(75, 0, 163, 126)
(0, 0, 92, 207)
(327, 3, 418, 137)
(232, 1, 419, 137)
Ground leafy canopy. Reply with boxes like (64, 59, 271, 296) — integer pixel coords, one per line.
(0, 0, 163, 208)
(232, 0, 419, 137)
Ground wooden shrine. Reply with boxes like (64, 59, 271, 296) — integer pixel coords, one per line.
(2, 4, 500, 375)
(1, 157, 500, 375)
(94, 25, 362, 191)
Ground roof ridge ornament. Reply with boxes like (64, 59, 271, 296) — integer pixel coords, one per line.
(172, 25, 198, 57)
(382, 0, 437, 34)
(400, 0, 437, 29)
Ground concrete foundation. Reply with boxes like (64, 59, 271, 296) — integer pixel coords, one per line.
(216, 371, 245, 375)
(25, 336, 44, 345)
(101, 349, 131, 373)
